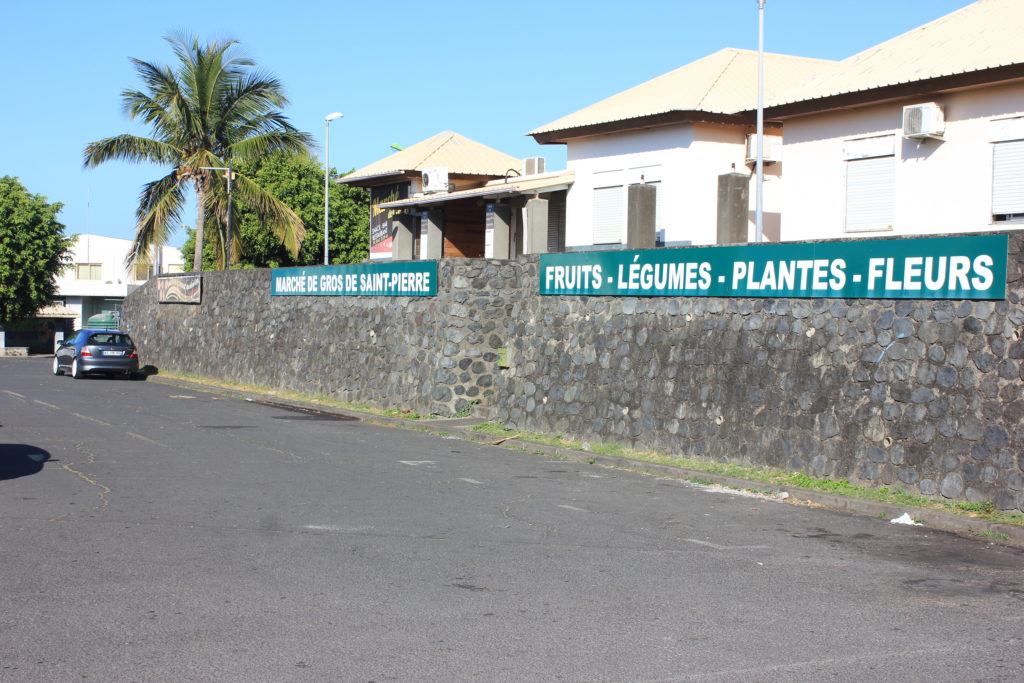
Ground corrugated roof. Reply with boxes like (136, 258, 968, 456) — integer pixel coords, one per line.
(528, 48, 834, 139)
(378, 171, 575, 209)
(340, 131, 522, 184)
(35, 303, 78, 319)
(768, 0, 1024, 109)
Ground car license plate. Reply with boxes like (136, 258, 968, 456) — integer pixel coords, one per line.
(102, 350, 124, 356)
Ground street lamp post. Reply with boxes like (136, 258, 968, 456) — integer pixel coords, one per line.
(324, 112, 344, 265)
(755, 0, 766, 243)
(200, 165, 234, 268)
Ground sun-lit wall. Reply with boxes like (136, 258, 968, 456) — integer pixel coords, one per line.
(780, 83, 1024, 242)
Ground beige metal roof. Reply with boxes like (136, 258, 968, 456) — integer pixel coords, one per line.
(768, 0, 1024, 109)
(528, 48, 833, 139)
(340, 131, 522, 184)
(378, 171, 574, 209)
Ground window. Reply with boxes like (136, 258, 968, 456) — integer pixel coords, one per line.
(76, 263, 102, 280)
(546, 191, 567, 253)
(843, 135, 895, 233)
(133, 263, 153, 281)
(593, 186, 624, 244)
(992, 139, 1024, 221)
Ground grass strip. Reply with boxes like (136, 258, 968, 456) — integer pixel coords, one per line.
(469, 422, 1024, 528)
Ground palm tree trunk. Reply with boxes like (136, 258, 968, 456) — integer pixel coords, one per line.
(194, 180, 205, 272)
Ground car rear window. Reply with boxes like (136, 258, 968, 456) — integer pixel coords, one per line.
(88, 333, 132, 346)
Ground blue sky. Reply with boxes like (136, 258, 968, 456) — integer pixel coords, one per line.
(2, 0, 971, 247)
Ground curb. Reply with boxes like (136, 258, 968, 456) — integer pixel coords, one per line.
(150, 374, 1024, 549)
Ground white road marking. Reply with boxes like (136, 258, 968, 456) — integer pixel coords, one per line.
(3, 390, 26, 400)
(399, 460, 436, 467)
(459, 478, 483, 485)
(72, 412, 111, 426)
(33, 400, 59, 410)
(684, 538, 771, 550)
(126, 432, 167, 447)
(558, 504, 589, 512)
(304, 525, 373, 532)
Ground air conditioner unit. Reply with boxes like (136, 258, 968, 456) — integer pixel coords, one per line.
(421, 167, 449, 194)
(745, 134, 782, 164)
(902, 103, 944, 140)
(522, 156, 546, 176)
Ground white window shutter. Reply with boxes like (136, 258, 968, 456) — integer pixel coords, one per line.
(845, 156, 895, 232)
(992, 139, 1024, 215)
(593, 186, 624, 244)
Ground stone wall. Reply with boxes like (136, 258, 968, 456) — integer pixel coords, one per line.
(122, 231, 1024, 510)
(122, 261, 515, 417)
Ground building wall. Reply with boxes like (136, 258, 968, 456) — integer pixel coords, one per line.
(56, 234, 183, 329)
(564, 123, 781, 249)
(780, 84, 1024, 241)
(123, 231, 1024, 512)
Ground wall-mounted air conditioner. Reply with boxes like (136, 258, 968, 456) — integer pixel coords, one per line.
(421, 167, 449, 193)
(745, 134, 782, 164)
(902, 103, 945, 140)
(522, 157, 546, 176)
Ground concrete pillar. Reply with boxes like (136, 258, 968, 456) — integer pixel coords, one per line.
(627, 183, 657, 249)
(525, 197, 548, 254)
(420, 209, 444, 260)
(392, 214, 417, 261)
(717, 172, 749, 245)
(485, 203, 512, 259)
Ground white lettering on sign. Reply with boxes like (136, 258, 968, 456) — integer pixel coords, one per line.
(867, 255, 995, 292)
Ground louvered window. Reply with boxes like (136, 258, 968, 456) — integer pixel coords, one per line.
(845, 156, 895, 233)
(593, 186, 624, 244)
(547, 192, 566, 253)
(992, 139, 1024, 221)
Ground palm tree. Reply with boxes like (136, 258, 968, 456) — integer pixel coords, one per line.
(84, 34, 314, 271)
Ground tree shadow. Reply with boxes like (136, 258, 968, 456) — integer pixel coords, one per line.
(0, 444, 54, 480)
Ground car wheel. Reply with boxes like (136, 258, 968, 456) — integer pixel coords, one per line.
(71, 358, 83, 379)
(52, 356, 62, 376)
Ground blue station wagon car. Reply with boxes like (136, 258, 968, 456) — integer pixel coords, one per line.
(53, 329, 140, 379)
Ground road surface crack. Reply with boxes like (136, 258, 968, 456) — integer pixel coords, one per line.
(49, 441, 111, 522)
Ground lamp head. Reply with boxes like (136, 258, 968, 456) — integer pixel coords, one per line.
(325, 112, 344, 122)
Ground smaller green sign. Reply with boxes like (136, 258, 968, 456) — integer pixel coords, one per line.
(271, 262, 437, 297)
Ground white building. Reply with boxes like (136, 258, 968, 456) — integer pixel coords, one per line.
(527, 0, 1024, 250)
(766, 0, 1024, 241)
(55, 234, 183, 331)
(528, 49, 832, 249)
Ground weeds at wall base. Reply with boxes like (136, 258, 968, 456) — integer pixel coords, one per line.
(469, 422, 1024, 528)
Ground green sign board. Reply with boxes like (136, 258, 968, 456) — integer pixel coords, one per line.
(271, 262, 437, 297)
(540, 235, 1007, 300)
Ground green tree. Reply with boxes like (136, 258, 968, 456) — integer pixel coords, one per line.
(180, 152, 369, 270)
(0, 176, 73, 322)
(83, 34, 314, 271)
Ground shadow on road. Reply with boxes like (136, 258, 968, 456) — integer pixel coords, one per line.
(0, 444, 54, 480)
(138, 364, 159, 379)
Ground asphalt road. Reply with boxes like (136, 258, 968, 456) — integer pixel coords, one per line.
(1, 357, 1022, 681)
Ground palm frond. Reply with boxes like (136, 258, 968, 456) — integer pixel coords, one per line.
(127, 171, 186, 267)
(231, 173, 306, 257)
(83, 135, 181, 168)
(229, 130, 315, 164)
